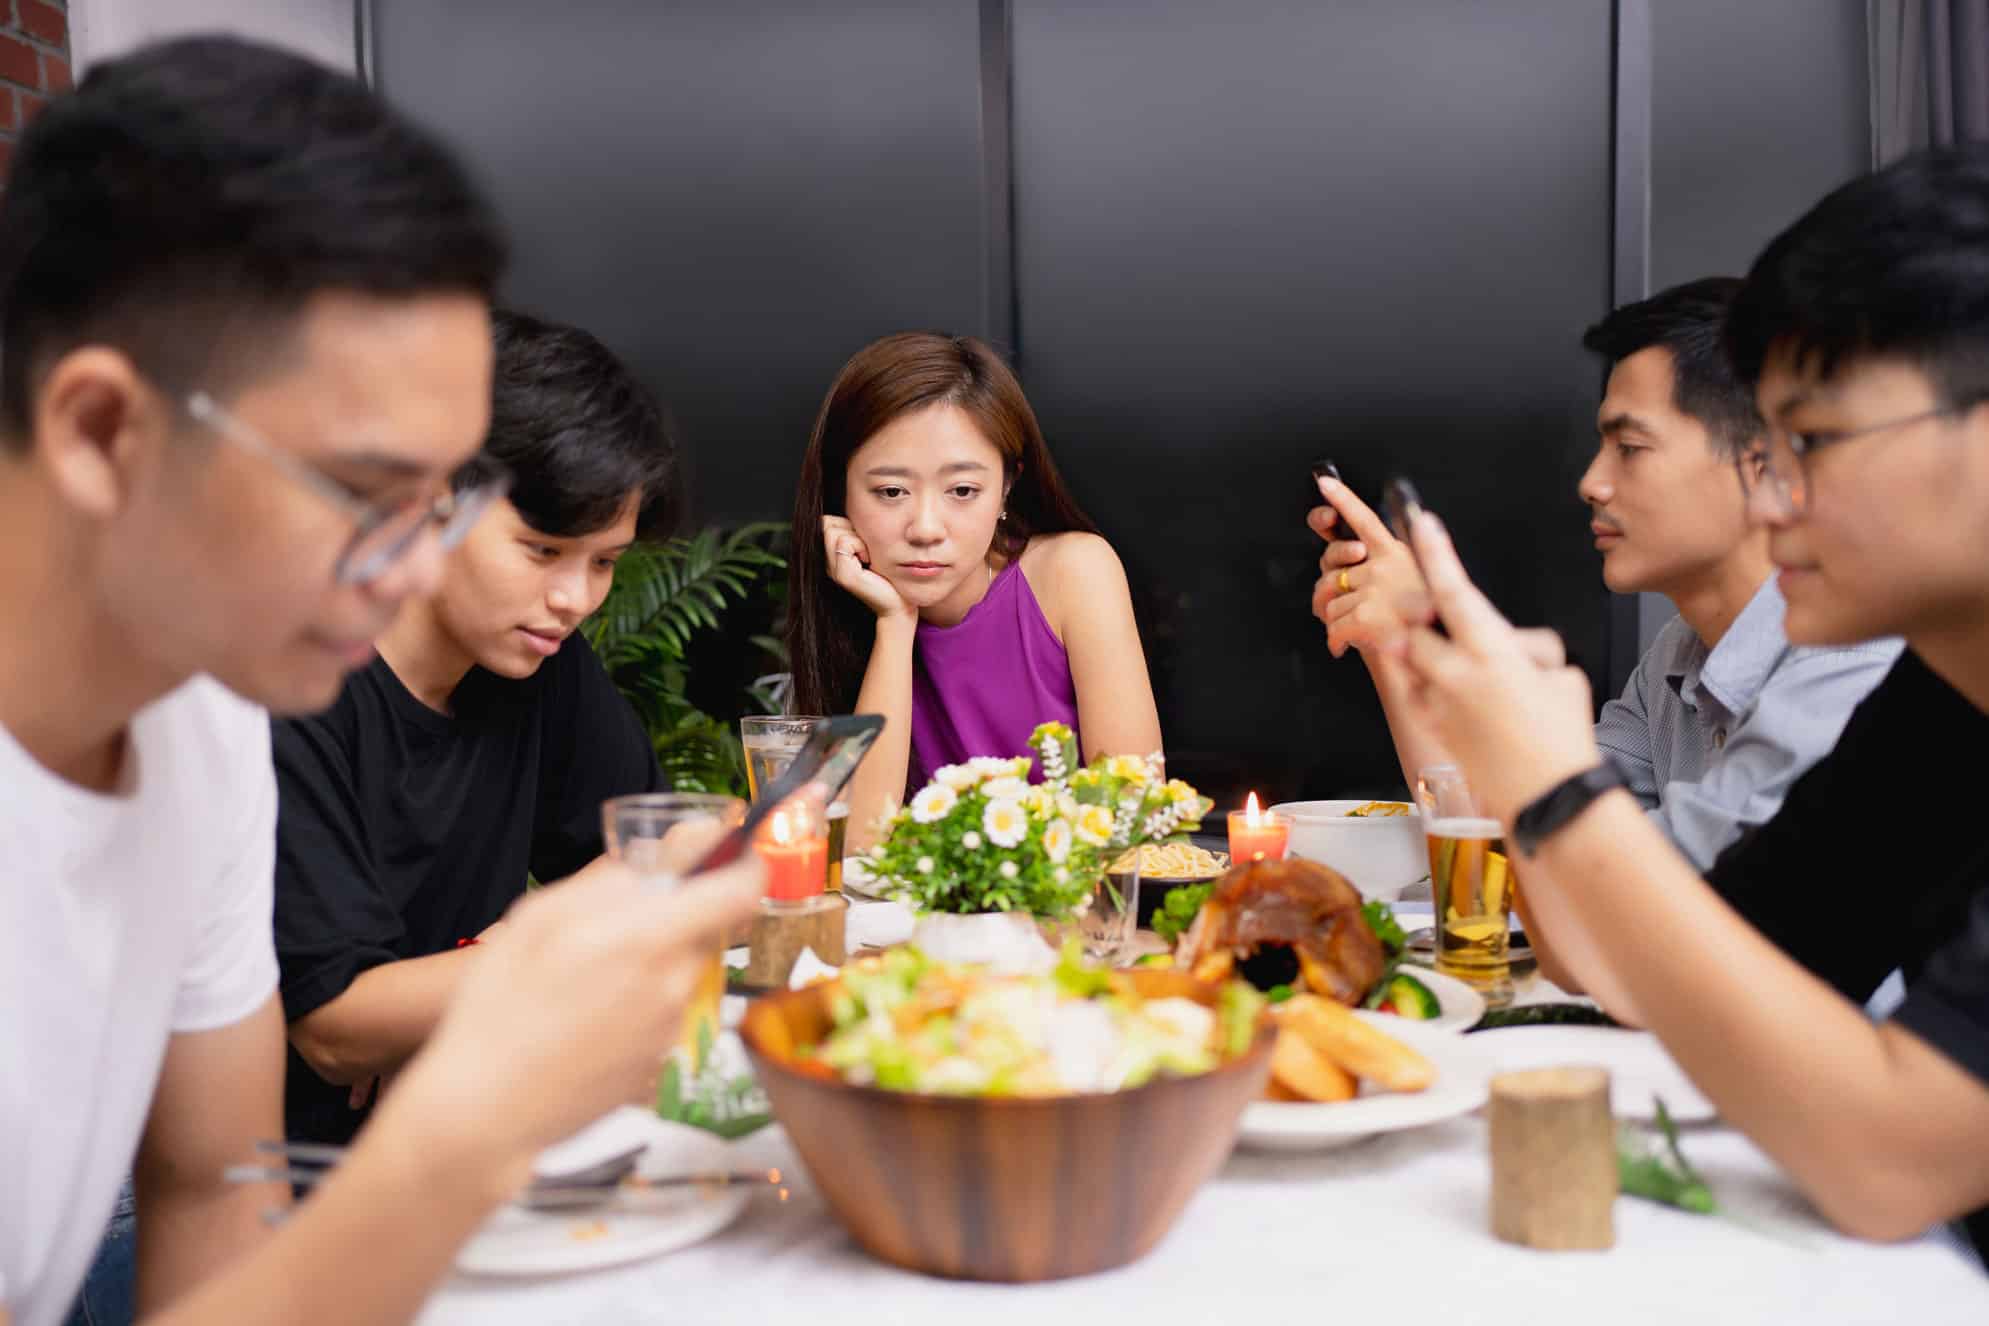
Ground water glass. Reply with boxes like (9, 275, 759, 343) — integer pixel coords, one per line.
(602, 793, 746, 1071)
(740, 715, 823, 800)
(1073, 857, 1141, 965)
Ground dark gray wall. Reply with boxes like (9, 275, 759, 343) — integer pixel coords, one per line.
(1636, 0, 1871, 647)
(376, 1, 990, 524)
(372, 0, 1872, 808)
(1007, 0, 1612, 805)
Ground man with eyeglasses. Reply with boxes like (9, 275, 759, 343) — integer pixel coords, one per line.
(0, 37, 761, 1326)
(1377, 147, 1989, 1260)
(272, 309, 678, 1151)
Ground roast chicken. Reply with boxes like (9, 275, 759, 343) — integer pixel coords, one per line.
(1175, 858, 1386, 1006)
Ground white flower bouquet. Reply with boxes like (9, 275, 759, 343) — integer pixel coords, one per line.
(865, 722, 1214, 917)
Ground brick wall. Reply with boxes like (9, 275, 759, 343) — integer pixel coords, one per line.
(0, 0, 68, 183)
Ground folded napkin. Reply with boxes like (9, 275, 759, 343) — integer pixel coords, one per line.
(846, 898, 914, 949)
(787, 947, 839, 989)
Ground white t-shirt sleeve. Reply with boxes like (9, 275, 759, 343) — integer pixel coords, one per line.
(172, 705, 280, 1033)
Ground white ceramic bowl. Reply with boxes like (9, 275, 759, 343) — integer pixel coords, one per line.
(1271, 799, 1427, 900)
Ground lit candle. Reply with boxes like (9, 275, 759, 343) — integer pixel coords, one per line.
(1227, 792, 1291, 863)
(757, 808, 829, 901)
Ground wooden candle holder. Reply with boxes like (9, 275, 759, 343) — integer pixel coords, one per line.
(745, 894, 847, 988)
(1488, 1065, 1617, 1250)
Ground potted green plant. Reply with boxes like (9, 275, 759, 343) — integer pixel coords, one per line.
(862, 723, 1213, 969)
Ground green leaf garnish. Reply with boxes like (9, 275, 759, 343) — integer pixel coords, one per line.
(1152, 882, 1213, 945)
(1617, 1096, 1718, 1214)
(1361, 900, 1406, 956)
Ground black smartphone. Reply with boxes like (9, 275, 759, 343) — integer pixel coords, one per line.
(1311, 458, 1342, 489)
(684, 714, 885, 875)
(1384, 475, 1450, 637)
(1383, 476, 1426, 569)
(1310, 459, 1343, 529)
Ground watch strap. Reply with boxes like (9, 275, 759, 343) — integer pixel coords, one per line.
(1510, 762, 1627, 856)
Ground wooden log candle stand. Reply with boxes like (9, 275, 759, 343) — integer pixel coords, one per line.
(1487, 1065, 1617, 1251)
(745, 894, 846, 987)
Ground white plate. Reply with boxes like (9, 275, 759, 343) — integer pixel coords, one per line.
(1387, 966, 1485, 1035)
(456, 1115, 750, 1276)
(1237, 1010, 1498, 1151)
(1468, 1024, 1717, 1123)
(840, 855, 887, 900)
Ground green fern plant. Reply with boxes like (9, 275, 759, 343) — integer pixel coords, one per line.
(583, 522, 788, 794)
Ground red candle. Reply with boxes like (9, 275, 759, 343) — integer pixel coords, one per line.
(1227, 792, 1291, 863)
(757, 808, 829, 901)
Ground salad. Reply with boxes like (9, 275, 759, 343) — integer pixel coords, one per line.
(807, 946, 1263, 1097)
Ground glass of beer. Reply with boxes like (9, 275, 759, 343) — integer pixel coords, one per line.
(740, 715, 824, 800)
(825, 801, 849, 893)
(601, 792, 746, 1077)
(1416, 765, 1514, 1008)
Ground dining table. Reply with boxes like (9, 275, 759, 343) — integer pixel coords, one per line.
(413, 899, 1989, 1325)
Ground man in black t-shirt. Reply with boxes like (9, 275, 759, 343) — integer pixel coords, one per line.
(275, 310, 673, 1146)
(1704, 648, 1989, 1007)
(1375, 148, 1989, 1263)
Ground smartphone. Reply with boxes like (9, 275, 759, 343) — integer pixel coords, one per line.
(1383, 476, 1426, 570)
(1310, 459, 1343, 529)
(1384, 476, 1449, 637)
(685, 714, 885, 875)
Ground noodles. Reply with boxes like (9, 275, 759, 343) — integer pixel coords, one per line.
(1112, 842, 1229, 880)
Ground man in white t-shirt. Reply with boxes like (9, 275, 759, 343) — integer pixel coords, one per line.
(0, 37, 762, 1326)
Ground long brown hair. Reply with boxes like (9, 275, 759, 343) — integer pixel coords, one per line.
(786, 332, 1100, 717)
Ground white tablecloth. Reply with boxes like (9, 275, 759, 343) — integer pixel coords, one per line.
(416, 1079, 1989, 1325)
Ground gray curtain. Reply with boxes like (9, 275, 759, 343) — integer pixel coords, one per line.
(1871, 0, 1989, 164)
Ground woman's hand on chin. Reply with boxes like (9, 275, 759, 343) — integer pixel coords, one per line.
(824, 515, 914, 621)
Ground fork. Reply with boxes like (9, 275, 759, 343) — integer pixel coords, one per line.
(234, 1139, 781, 1213)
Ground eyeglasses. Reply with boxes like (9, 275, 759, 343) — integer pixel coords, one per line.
(1736, 404, 1966, 520)
(185, 391, 511, 585)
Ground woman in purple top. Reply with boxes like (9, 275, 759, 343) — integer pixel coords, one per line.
(786, 333, 1163, 849)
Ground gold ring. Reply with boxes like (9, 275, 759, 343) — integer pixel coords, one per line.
(1337, 569, 1353, 594)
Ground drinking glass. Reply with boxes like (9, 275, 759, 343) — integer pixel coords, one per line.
(1415, 765, 1514, 1008)
(601, 793, 747, 1074)
(825, 801, 850, 893)
(1073, 856, 1140, 965)
(739, 715, 823, 801)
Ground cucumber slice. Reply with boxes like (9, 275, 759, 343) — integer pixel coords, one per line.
(1379, 972, 1440, 1020)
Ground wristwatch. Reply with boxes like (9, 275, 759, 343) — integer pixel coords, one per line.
(1509, 761, 1627, 856)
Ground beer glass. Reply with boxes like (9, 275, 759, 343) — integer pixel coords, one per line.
(1416, 765, 1514, 1008)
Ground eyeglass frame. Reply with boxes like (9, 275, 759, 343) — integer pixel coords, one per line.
(1735, 402, 1972, 520)
(183, 390, 512, 585)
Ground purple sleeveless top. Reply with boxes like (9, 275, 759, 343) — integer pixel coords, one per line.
(908, 562, 1080, 788)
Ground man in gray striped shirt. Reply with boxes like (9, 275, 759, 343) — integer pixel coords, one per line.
(1309, 277, 1899, 871)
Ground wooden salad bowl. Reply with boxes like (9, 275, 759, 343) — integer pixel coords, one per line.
(739, 968, 1274, 1282)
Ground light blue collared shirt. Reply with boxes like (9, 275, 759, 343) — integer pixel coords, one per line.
(1593, 578, 1902, 870)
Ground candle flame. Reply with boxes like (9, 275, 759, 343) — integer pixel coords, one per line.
(769, 809, 793, 845)
(1245, 791, 1262, 824)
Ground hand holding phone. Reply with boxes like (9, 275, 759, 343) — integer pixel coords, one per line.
(1382, 476, 1448, 637)
(1310, 459, 1346, 535)
(1383, 477, 1427, 569)
(686, 715, 885, 875)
